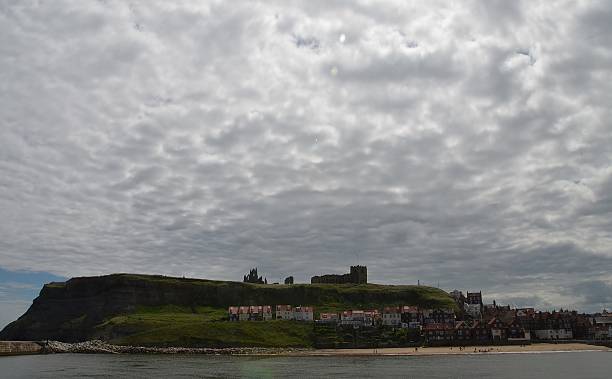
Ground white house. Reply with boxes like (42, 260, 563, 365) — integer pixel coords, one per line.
(238, 306, 250, 321)
(382, 307, 401, 327)
(276, 305, 294, 320)
(534, 329, 573, 340)
(262, 305, 273, 321)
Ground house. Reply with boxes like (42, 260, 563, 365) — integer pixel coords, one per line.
(516, 308, 535, 318)
(238, 306, 250, 321)
(507, 318, 529, 341)
(589, 325, 612, 340)
(341, 310, 365, 326)
(318, 312, 339, 323)
(471, 321, 491, 342)
(276, 305, 294, 320)
(534, 329, 573, 340)
(454, 321, 472, 342)
(465, 303, 482, 320)
(262, 305, 273, 321)
(294, 306, 314, 322)
(421, 309, 435, 324)
(228, 306, 239, 322)
(249, 305, 263, 321)
(423, 323, 455, 343)
(488, 318, 507, 341)
(401, 306, 422, 325)
(364, 309, 380, 327)
(382, 307, 402, 327)
(432, 308, 456, 324)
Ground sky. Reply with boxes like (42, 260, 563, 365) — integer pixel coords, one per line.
(1, 0, 612, 327)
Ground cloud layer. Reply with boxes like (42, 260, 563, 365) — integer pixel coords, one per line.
(1, 0, 611, 312)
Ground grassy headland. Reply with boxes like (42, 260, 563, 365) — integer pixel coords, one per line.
(0, 274, 456, 347)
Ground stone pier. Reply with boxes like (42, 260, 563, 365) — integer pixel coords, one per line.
(0, 341, 44, 356)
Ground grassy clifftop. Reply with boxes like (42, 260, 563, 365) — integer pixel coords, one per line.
(0, 273, 455, 347)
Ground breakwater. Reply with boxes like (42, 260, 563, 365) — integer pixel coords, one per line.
(0, 341, 43, 356)
(43, 340, 310, 355)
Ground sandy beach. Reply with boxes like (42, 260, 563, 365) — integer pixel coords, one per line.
(291, 343, 612, 357)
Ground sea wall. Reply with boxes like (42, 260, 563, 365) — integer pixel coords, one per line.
(0, 341, 43, 356)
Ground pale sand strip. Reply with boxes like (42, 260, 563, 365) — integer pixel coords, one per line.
(284, 343, 611, 357)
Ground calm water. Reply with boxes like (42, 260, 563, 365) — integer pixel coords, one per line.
(1, 351, 611, 378)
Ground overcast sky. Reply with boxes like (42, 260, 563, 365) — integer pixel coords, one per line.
(1, 0, 611, 322)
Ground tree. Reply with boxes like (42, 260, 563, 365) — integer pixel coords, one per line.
(243, 267, 265, 284)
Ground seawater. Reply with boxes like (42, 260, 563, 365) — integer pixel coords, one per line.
(1, 351, 611, 378)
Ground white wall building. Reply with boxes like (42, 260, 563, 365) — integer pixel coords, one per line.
(294, 306, 314, 322)
(382, 307, 401, 327)
(535, 329, 573, 340)
(276, 305, 294, 320)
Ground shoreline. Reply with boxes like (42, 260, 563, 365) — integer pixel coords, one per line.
(17, 341, 610, 357)
(291, 343, 611, 357)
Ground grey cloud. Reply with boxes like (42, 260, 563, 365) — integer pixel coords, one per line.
(571, 280, 612, 309)
(1, 0, 611, 313)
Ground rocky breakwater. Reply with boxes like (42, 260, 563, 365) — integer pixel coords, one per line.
(44, 340, 311, 355)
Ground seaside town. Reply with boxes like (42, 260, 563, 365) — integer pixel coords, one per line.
(231, 266, 612, 345)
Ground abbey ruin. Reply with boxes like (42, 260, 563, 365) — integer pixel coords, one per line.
(311, 265, 367, 284)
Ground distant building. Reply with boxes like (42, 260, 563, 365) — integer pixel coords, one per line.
(341, 310, 365, 326)
(294, 306, 314, 322)
(466, 291, 483, 306)
(382, 307, 402, 327)
(364, 310, 380, 327)
(284, 276, 294, 285)
(401, 306, 422, 325)
(423, 323, 455, 343)
(454, 321, 471, 342)
(488, 318, 507, 341)
(318, 313, 339, 323)
(263, 305, 273, 321)
(276, 305, 294, 320)
(238, 306, 250, 321)
(311, 265, 367, 284)
(507, 318, 530, 341)
(534, 329, 573, 340)
(432, 308, 456, 324)
(465, 303, 482, 319)
(228, 306, 239, 322)
(249, 305, 263, 321)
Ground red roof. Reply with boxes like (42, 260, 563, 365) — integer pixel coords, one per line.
(402, 306, 419, 313)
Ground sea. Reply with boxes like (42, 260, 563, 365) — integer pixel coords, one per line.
(1, 351, 611, 378)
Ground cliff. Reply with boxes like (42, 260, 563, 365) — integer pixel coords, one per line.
(0, 274, 456, 347)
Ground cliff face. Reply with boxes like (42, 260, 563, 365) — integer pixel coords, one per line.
(0, 274, 455, 344)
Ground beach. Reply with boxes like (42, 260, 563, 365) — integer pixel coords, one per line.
(295, 343, 611, 356)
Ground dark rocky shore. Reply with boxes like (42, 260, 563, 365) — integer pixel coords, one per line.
(42, 340, 311, 355)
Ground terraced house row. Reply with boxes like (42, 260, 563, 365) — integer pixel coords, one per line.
(227, 293, 612, 344)
(228, 305, 314, 321)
